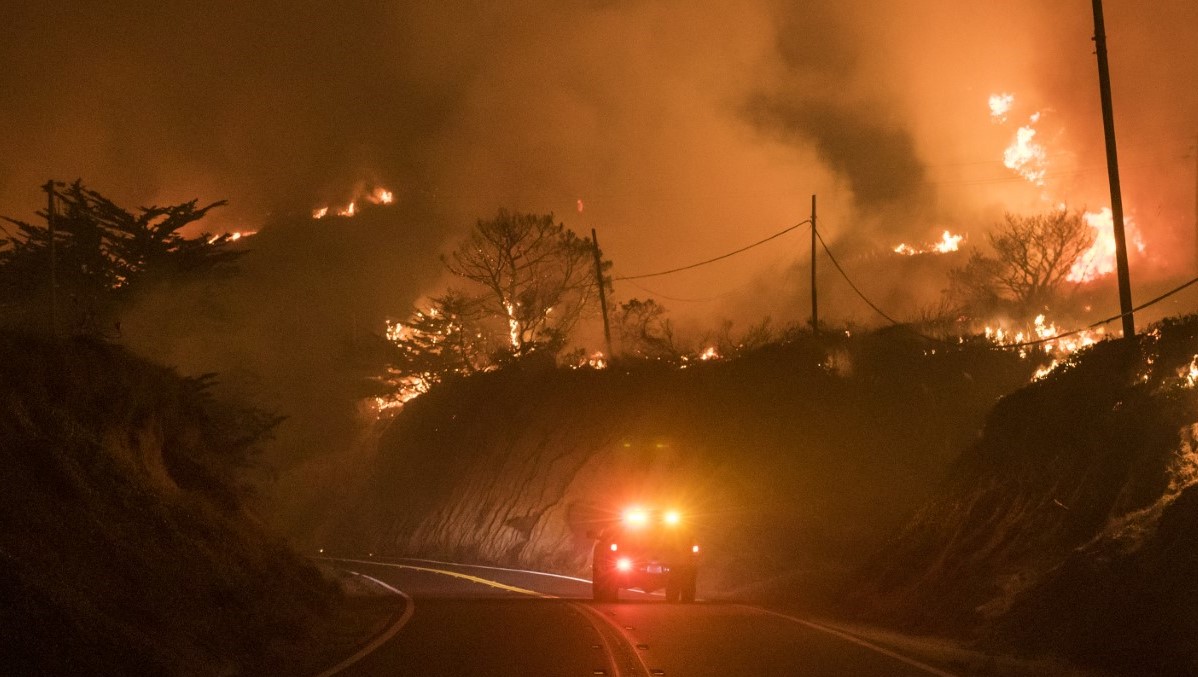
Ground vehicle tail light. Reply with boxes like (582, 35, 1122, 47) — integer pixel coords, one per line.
(692, 544, 700, 554)
(610, 543, 618, 552)
(616, 557, 632, 572)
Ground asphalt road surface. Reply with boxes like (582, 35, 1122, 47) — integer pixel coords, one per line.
(322, 557, 958, 677)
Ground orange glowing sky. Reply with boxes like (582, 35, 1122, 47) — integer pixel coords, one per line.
(0, 1, 1194, 328)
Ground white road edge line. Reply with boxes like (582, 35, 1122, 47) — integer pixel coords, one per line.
(315, 572, 414, 677)
(741, 606, 961, 677)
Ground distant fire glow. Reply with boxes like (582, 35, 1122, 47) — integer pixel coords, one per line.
(893, 230, 964, 256)
(207, 230, 256, 245)
(313, 183, 395, 220)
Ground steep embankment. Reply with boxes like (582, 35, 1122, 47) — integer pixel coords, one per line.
(317, 332, 1033, 606)
(849, 316, 1198, 676)
(0, 333, 341, 676)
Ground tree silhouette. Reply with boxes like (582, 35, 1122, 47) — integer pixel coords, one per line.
(0, 180, 239, 334)
(615, 298, 679, 360)
(948, 210, 1093, 318)
(444, 209, 603, 357)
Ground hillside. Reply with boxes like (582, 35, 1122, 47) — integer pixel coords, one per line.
(0, 333, 348, 675)
(313, 330, 1034, 607)
(848, 316, 1198, 675)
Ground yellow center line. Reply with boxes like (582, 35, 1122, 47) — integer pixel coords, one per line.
(330, 557, 557, 598)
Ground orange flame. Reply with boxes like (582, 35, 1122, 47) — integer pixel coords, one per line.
(1003, 122, 1047, 186)
(989, 92, 1014, 123)
(1066, 208, 1146, 283)
(893, 230, 964, 256)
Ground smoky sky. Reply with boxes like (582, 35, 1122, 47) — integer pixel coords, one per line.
(1, 0, 1195, 327)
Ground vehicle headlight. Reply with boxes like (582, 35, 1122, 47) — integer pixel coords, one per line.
(663, 510, 681, 526)
(623, 507, 648, 527)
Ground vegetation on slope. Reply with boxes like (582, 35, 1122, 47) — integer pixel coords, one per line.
(0, 332, 342, 676)
(849, 315, 1198, 675)
(317, 329, 1035, 607)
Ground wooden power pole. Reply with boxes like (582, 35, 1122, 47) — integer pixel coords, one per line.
(810, 194, 818, 336)
(1091, 0, 1136, 339)
(591, 228, 613, 359)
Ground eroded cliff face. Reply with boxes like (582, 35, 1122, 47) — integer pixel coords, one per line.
(317, 334, 1033, 607)
(848, 317, 1198, 675)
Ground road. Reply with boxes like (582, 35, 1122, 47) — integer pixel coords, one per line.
(322, 557, 958, 677)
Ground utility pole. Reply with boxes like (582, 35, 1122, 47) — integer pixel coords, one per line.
(1091, 0, 1135, 339)
(591, 228, 613, 359)
(810, 194, 818, 336)
(42, 180, 58, 338)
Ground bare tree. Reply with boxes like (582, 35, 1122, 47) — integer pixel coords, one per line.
(444, 209, 600, 356)
(948, 210, 1093, 316)
(615, 298, 678, 360)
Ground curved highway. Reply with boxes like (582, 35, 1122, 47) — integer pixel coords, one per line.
(322, 557, 958, 677)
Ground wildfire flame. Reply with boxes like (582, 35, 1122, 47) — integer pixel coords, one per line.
(312, 183, 395, 219)
(990, 91, 1147, 283)
(1066, 208, 1146, 283)
(893, 230, 964, 256)
(989, 92, 1014, 123)
(1003, 123, 1048, 186)
(207, 230, 256, 245)
(985, 313, 1105, 380)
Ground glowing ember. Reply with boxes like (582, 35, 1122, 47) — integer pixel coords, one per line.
(893, 230, 964, 256)
(572, 351, 607, 369)
(697, 346, 720, 361)
(1066, 208, 1146, 283)
(989, 92, 1014, 123)
(1003, 123, 1047, 186)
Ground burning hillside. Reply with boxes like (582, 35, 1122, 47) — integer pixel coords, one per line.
(846, 315, 1198, 676)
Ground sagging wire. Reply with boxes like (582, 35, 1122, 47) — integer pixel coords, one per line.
(615, 220, 811, 281)
(814, 224, 1198, 349)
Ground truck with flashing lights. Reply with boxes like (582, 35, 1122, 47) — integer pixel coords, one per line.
(587, 506, 700, 603)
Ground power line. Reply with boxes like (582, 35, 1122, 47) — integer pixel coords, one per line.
(615, 220, 811, 281)
(813, 228, 904, 327)
(813, 222, 1198, 349)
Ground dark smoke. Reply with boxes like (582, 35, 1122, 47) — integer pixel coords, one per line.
(744, 95, 931, 213)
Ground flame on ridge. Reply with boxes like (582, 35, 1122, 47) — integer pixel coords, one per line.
(313, 183, 395, 219)
(984, 313, 1105, 381)
(893, 230, 964, 256)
